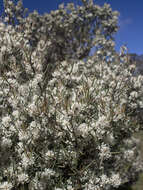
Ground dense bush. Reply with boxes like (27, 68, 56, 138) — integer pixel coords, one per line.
(0, 0, 143, 189)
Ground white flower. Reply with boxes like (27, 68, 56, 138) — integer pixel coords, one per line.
(42, 168, 56, 178)
(0, 6, 143, 189)
(78, 123, 90, 137)
(110, 173, 121, 187)
(17, 142, 24, 154)
(0, 21, 5, 29)
(29, 121, 40, 139)
(35, 74, 42, 83)
(21, 152, 34, 169)
(84, 178, 101, 190)
(2, 116, 11, 126)
(18, 173, 29, 184)
(12, 110, 19, 118)
(97, 50, 102, 55)
(6, 8, 11, 13)
(105, 132, 115, 145)
(1, 137, 12, 147)
(45, 150, 55, 159)
(18, 130, 29, 142)
(95, 115, 110, 139)
(28, 102, 37, 113)
(0, 181, 13, 190)
(123, 150, 134, 161)
(1, 45, 7, 52)
(8, 1, 13, 5)
(5, 33, 11, 45)
(52, 70, 61, 77)
(100, 174, 110, 186)
(98, 143, 111, 160)
(72, 63, 78, 73)
(109, 81, 116, 88)
(130, 91, 138, 98)
(4, 16, 9, 22)
(18, 84, 29, 95)
(47, 40, 51, 46)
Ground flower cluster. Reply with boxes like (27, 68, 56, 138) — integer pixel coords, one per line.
(0, 0, 143, 190)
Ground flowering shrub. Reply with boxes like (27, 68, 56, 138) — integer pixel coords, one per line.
(0, 0, 143, 190)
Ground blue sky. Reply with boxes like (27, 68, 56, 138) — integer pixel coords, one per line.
(1, 0, 143, 55)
